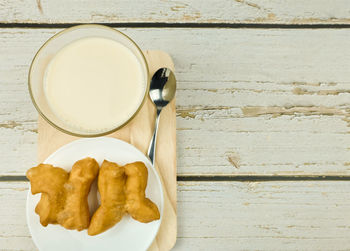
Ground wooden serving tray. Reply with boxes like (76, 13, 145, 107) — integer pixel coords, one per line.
(37, 50, 177, 251)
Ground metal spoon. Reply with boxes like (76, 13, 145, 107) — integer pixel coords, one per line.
(147, 68, 176, 164)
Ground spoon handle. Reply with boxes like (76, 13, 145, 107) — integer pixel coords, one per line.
(147, 108, 162, 164)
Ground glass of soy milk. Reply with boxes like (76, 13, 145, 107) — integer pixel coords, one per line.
(28, 25, 149, 137)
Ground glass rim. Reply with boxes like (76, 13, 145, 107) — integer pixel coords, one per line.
(28, 24, 150, 137)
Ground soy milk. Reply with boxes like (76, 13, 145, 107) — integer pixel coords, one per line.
(44, 37, 146, 133)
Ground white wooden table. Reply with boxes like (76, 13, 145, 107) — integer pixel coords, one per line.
(1, 1, 350, 250)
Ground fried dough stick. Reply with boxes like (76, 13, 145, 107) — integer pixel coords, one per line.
(26, 164, 68, 226)
(57, 157, 99, 231)
(124, 162, 160, 223)
(88, 160, 126, 236)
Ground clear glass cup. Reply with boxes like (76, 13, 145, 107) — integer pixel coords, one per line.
(28, 24, 149, 137)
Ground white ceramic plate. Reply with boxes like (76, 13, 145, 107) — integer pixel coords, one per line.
(26, 137, 164, 251)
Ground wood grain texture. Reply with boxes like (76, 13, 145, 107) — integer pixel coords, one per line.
(3, 181, 350, 250)
(1, 28, 350, 176)
(2, 0, 350, 24)
(37, 51, 176, 251)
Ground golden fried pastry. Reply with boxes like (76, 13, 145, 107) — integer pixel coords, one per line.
(88, 160, 126, 236)
(124, 162, 160, 223)
(28, 158, 159, 235)
(26, 164, 68, 226)
(57, 157, 99, 231)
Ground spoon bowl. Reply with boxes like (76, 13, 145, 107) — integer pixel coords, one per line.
(149, 68, 176, 109)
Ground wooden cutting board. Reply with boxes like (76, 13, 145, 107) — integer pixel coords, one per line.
(37, 50, 177, 251)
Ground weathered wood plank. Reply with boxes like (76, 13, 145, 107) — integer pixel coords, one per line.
(0, 182, 36, 251)
(2, 181, 350, 250)
(1, 0, 350, 24)
(1, 28, 350, 176)
(176, 181, 350, 250)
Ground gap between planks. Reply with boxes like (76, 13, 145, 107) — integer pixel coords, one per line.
(5, 175, 350, 182)
(2, 23, 350, 29)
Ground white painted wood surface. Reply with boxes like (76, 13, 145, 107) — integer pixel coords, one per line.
(2, 1, 350, 250)
(2, 181, 350, 250)
(1, 28, 350, 176)
(2, 0, 350, 24)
